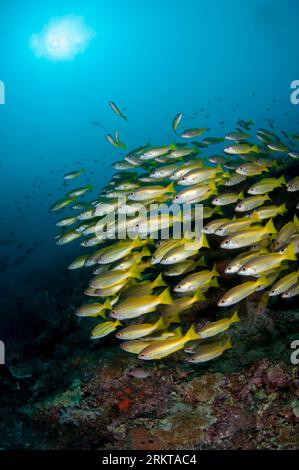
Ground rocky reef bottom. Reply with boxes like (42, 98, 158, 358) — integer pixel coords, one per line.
(1, 293, 299, 450)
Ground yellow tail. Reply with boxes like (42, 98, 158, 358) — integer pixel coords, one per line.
(184, 324, 201, 342)
(152, 273, 168, 288)
(283, 243, 297, 262)
(158, 288, 174, 305)
(230, 310, 240, 324)
(264, 218, 277, 235)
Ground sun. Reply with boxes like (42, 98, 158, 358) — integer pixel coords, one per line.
(30, 15, 95, 61)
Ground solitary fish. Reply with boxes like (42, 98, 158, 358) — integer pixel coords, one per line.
(172, 113, 183, 135)
(109, 101, 128, 121)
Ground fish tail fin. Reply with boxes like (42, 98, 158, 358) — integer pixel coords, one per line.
(279, 175, 287, 185)
(211, 263, 220, 277)
(252, 145, 259, 153)
(251, 211, 261, 223)
(173, 326, 183, 336)
(193, 289, 206, 302)
(141, 246, 151, 257)
(201, 232, 211, 248)
(158, 288, 174, 305)
(283, 243, 297, 261)
(103, 299, 113, 310)
(209, 277, 219, 287)
(195, 256, 206, 268)
(165, 182, 176, 193)
(238, 191, 244, 200)
(152, 273, 168, 288)
(216, 164, 223, 173)
(278, 203, 287, 215)
(184, 324, 201, 342)
(264, 218, 277, 234)
(214, 206, 223, 215)
(208, 181, 217, 192)
(129, 264, 142, 280)
(154, 316, 165, 330)
(230, 310, 240, 324)
(210, 277, 220, 288)
(224, 338, 232, 351)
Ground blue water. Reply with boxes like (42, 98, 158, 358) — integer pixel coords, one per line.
(0, 0, 299, 294)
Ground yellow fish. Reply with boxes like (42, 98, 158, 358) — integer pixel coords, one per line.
(76, 299, 112, 318)
(115, 317, 165, 340)
(197, 311, 240, 338)
(110, 288, 173, 320)
(188, 338, 232, 363)
(91, 320, 122, 339)
(138, 324, 201, 360)
(218, 278, 269, 306)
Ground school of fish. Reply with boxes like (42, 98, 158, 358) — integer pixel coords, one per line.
(50, 104, 299, 364)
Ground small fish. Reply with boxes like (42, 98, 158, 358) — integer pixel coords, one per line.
(225, 250, 265, 274)
(238, 245, 297, 276)
(236, 163, 269, 176)
(120, 340, 154, 354)
(225, 131, 250, 141)
(221, 219, 277, 249)
(90, 264, 142, 289)
(197, 311, 240, 339)
(218, 279, 268, 306)
(68, 254, 88, 270)
(272, 218, 299, 250)
(177, 165, 223, 186)
(203, 218, 230, 235)
(76, 299, 112, 317)
(235, 194, 270, 212)
(212, 192, 243, 206)
(224, 174, 247, 187)
(110, 288, 173, 320)
(90, 320, 122, 339)
(56, 216, 78, 227)
(109, 101, 128, 121)
(181, 128, 208, 139)
(106, 133, 126, 149)
(224, 144, 258, 155)
(64, 168, 85, 180)
(66, 185, 93, 198)
(174, 265, 219, 293)
(188, 338, 232, 363)
(254, 204, 287, 220)
(56, 229, 82, 245)
(128, 182, 175, 201)
(115, 317, 165, 340)
(50, 196, 77, 212)
(138, 324, 201, 360)
(172, 113, 183, 135)
(269, 271, 299, 296)
(247, 176, 286, 195)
